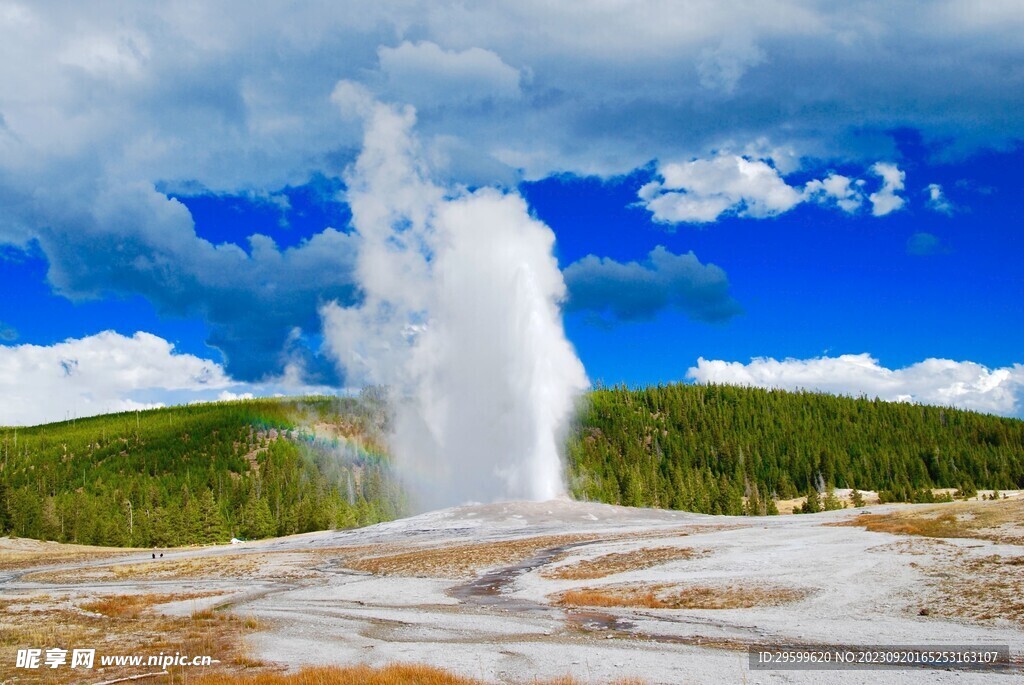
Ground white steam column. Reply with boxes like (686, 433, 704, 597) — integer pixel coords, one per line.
(322, 84, 589, 511)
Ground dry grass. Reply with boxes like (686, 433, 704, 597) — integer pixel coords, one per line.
(23, 551, 324, 583)
(0, 591, 265, 684)
(81, 592, 220, 618)
(189, 664, 646, 685)
(540, 546, 701, 580)
(944, 555, 1024, 625)
(340, 528, 734, 580)
(553, 582, 807, 610)
(344, 534, 602, 579)
(0, 537, 132, 570)
(841, 497, 1024, 545)
(906, 546, 1024, 627)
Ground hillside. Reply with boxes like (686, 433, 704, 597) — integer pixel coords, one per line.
(567, 383, 1024, 514)
(0, 392, 406, 547)
(2, 384, 1023, 546)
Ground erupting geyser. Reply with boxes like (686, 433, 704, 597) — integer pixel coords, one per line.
(322, 84, 589, 511)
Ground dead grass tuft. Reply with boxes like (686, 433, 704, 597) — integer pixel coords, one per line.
(541, 546, 701, 580)
(553, 582, 807, 610)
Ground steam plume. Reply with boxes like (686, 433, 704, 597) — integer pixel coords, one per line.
(322, 85, 589, 510)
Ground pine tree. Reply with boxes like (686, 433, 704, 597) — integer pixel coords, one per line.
(40, 497, 61, 540)
(850, 489, 865, 507)
(0, 482, 11, 533)
(799, 488, 821, 514)
(242, 497, 276, 539)
(823, 488, 844, 511)
(149, 506, 176, 547)
(197, 489, 226, 544)
(179, 484, 200, 544)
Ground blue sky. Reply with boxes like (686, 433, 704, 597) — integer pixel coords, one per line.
(1, 2, 1022, 424)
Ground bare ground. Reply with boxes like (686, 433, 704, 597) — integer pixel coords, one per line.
(2, 497, 1023, 684)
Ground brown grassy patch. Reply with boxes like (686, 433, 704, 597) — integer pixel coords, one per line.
(850, 511, 963, 538)
(0, 537, 132, 571)
(0, 591, 265, 684)
(950, 555, 1024, 624)
(912, 549, 1024, 627)
(553, 582, 806, 610)
(23, 551, 323, 583)
(81, 592, 219, 618)
(344, 534, 602, 579)
(541, 546, 702, 580)
(840, 497, 1024, 545)
(190, 664, 645, 685)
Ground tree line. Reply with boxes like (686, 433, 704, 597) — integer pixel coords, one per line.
(0, 394, 406, 547)
(566, 383, 1024, 514)
(3, 384, 1022, 545)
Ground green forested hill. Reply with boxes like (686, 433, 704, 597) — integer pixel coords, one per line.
(3, 384, 1023, 546)
(566, 383, 1024, 514)
(0, 393, 405, 547)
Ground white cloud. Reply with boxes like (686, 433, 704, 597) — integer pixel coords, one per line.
(0, 2, 1019, 193)
(0, 2, 1020, 388)
(639, 157, 906, 224)
(377, 41, 522, 106)
(0, 331, 333, 426)
(804, 173, 864, 213)
(217, 390, 255, 402)
(688, 353, 1024, 416)
(926, 182, 953, 213)
(58, 29, 150, 78)
(0, 331, 228, 425)
(640, 155, 803, 224)
(868, 162, 906, 216)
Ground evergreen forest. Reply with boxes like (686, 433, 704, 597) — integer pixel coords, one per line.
(566, 383, 1024, 514)
(0, 392, 405, 547)
(2, 383, 1022, 545)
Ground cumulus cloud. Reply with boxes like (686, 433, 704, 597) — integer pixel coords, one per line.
(563, 246, 741, 324)
(217, 390, 255, 402)
(0, 331, 333, 426)
(639, 157, 904, 224)
(0, 331, 227, 425)
(804, 173, 864, 213)
(0, 322, 16, 342)
(926, 183, 953, 213)
(906, 231, 948, 256)
(0, 2, 1021, 190)
(639, 155, 803, 224)
(377, 41, 522, 106)
(868, 162, 906, 216)
(1, 2, 1022, 385)
(19, 180, 359, 383)
(688, 353, 1024, 416)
